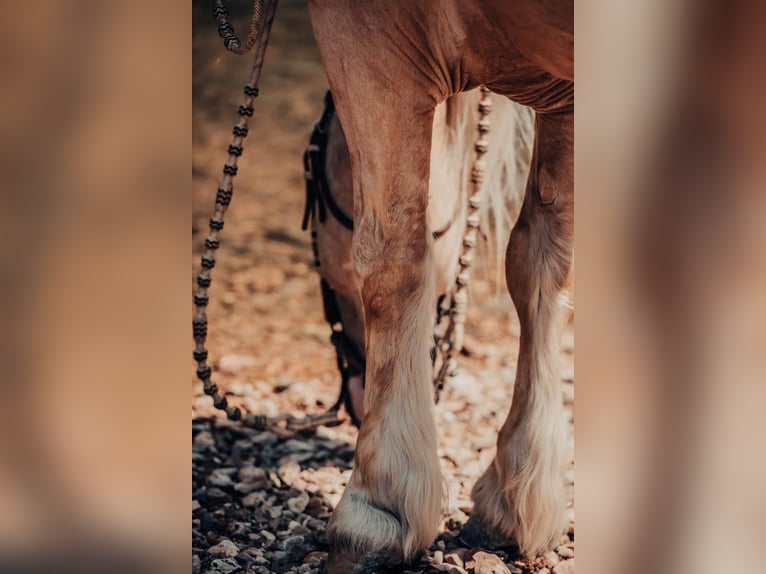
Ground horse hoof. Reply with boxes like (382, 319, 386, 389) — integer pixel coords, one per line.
(323, 548, 392, 574)
(460, 514, 519, 554)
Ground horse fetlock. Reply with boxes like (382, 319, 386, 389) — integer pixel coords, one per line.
(468, 438, 567, 557)
(326, 486, 406, 568)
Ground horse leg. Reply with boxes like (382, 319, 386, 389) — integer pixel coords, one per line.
(307, 55, 442, 574)
(464, 110, 573, 556)
(321, 101, 442, 571)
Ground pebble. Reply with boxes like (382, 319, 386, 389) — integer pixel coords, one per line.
(556, 545, 574, 559)
(208, 469, 234, 488)
(266, 505, 282, 518)
(473, 551, 512, 574)
(433, 550, 444, 564)
(218, 354, 255, 375)
(192, 500, 201, 512)
(278, 535, 306, 551)
(192, 554, 200, 574)
(432, 564, 467, 573)
(207, 539, 239, 558)
(278, 460, 302, 484)
(445, 550, 465, 567)
(238, 465, 267, 483)
(287, 491, 310, 513)
(206, 558, 240, 573)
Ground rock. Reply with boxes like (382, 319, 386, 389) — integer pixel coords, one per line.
(239, 465, 267, 483)
(260, 529, 276, 544)
(553, 559, 574, 574)
(287, 491, 310, 513)
(266, 505, 282, 518)
(192, 554, 200, 574)
(433, 550, 444, 564)
(192, 500, 201, 512)
(205, 488, 228, 501)
(218, 354, 255, 375)
(207, 539, 239, 558)
(556, 546, 574, 559)
(473, 551, 512, 574)
(208, 469, 234, 488)
(194, 431, 215, 449)
(234, 481, 264, 494)
(241, 491, 265, 507)
(206, 558, 241, 573)
(278, 460, 301, 484)
(432, 563, 467, 573)
(278, 535, 306, 551)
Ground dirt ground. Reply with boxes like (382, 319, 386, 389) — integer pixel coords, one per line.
(192, 1, 574, 573)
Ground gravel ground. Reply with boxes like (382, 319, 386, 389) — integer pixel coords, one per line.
(192, 1, 574, 572)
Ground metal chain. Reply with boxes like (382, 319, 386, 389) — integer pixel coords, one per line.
(194, 0, 340, 436)
(433, 86, 492, 400)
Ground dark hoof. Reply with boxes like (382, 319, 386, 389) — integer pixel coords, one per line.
(323, 548, 393, 574)
(460, 514, 520, 554)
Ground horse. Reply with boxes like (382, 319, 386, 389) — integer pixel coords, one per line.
(304, 1, 574, 571)
(306, 88, 534, 425)
(303, 1, 574, 570)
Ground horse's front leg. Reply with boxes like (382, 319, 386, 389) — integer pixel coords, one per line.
(323, 101, 443, 570)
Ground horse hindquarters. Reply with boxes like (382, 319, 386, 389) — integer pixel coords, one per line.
(466, 110, 573, 556)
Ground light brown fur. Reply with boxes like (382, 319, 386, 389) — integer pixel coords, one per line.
(308, 0, 574, 570)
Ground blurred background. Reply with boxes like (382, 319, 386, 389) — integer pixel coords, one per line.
(0, 1, 763, 574)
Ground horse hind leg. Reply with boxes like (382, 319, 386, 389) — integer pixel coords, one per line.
(464, 110, 573, 556)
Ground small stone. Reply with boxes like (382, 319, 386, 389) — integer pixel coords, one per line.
(206, 558, 241, 574)
(433, 550, 444, 564)
(234, 481, 263, 494)
(278, 460, 301, 484)
(266, 505, 282, 518)
(445, 550, 465, 567)
(192, 500, 201, 512)
(239, 465, 267, 483)
(432, 564, 467, 573)
(194, 431, 214, 448)
(556, 546, 574, 559)
(473, 551, 512, 574)
(287, 491, 310, 513)
(192, 554, 200, 574)
(260, 529, 276, 543)
(218, 354, 255, 375)
(241, 492, 265, 507)
(207, 538, 239, 558)
(208, 469, 234, 488)
(553, 559, 574, 574)
(277, 535, 305, 551)
(205, 488, 228, 501)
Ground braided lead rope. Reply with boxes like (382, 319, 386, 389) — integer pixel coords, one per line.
(194, 0, 339, 435)
(214, 0, 264, 55)
(434, 86, 492, 399)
